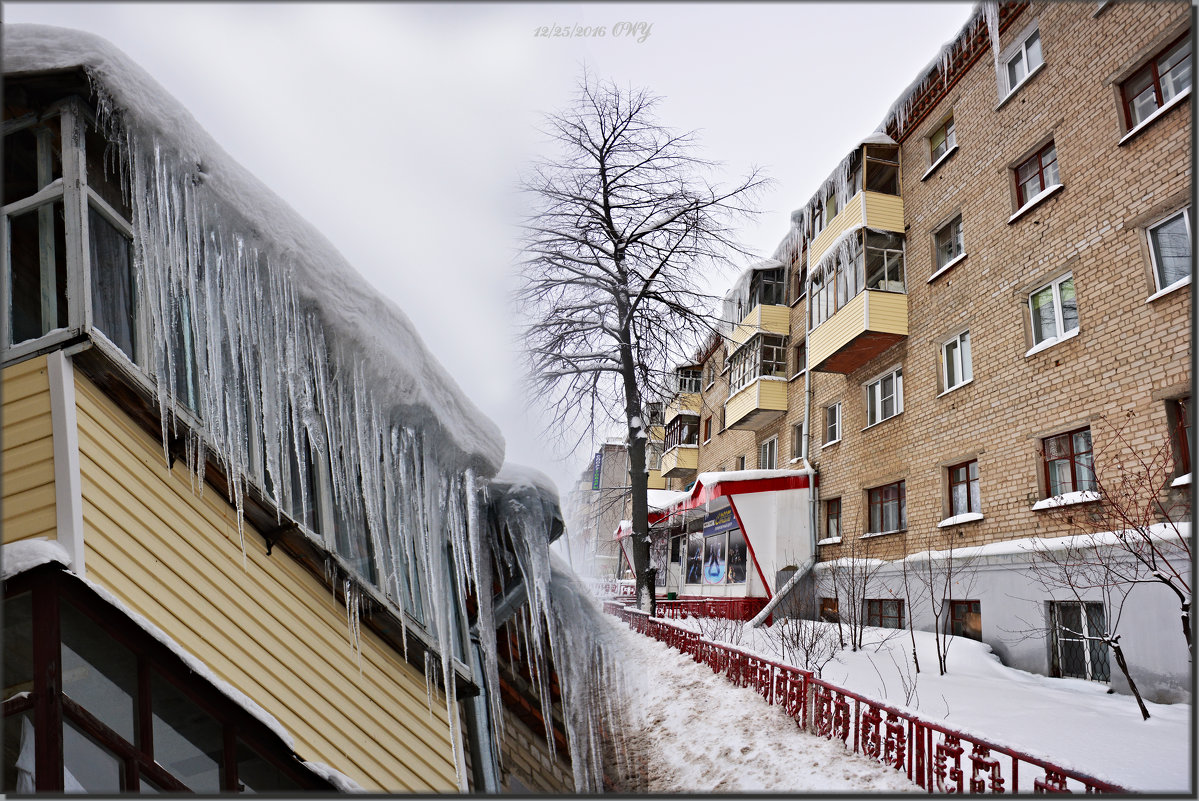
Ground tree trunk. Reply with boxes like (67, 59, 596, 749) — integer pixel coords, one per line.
(616, 315, 654, 616)
(1111, 643, 1150, 721)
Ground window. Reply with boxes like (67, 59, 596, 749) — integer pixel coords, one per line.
(792, 341, 807, 378)
(703, 417, 712, 443)
(867, 480, 906, 534)
(791, 422, 805, 461)
(1122, 34, 1191, 130)
(718, 405, 726, 432)
(704, 363, 716, 388)
(1049, 601, 1110, 682)
(864, 143, 900, 196)
(749, 267, 786, 307)
(820, 598, 839, 622)
(648, 442, 663, 471)
(758, 436, 777, 470)
(736, 455, 746, 471)
(864, 231, 905, 292)
(1028, 273, 1078, 349)
(948, 600, 982, 641)
(1015, 141, 1059, 207)
(791, 265, 808, 302)
(930, 115, 956, 162)
(948, 460, 981, 516)
(934, 215, 965, 274)
(664, 415, 699, 450)
(824, 403, 841, 445)
(1003, 26, 1044, 96)
(1042, 427, 1095, 497)
(727, 333, 788, 395)
(1147, 208, 1191, 292)
(940, 331, 972, 392)
(824, 498, 842, 542)
(645, 402, 664, 427)
(1167, 397, 1191, 476)
(865, 367, 903, 426)
(865, 598, 904, 629)
(676, 369, 702, 394)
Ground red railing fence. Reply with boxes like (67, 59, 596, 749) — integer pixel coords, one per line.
(603, 600, 1124, 794)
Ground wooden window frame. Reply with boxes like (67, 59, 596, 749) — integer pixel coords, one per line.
(1168, 397, 1191, 476)
(948, 459, 980, 516)
(824, 498, 842, 541)
(867, 480, 906, 535)
(864, 598, 904, 629)
(1120, 33, 1192, 130)
(1041, 426, 1095, 497)
(1014, 141, 1059, 207)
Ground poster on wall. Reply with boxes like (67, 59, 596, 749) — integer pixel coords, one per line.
(703, 534, 727, 584)
(727, 528, 748, 584)
(685, 533, 703, 584)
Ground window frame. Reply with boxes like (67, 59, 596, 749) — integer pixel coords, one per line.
(1041, 426, 1096, 498)
(790, 340, 807, 381)
(864, 366, 904, 428)
(864, 598, 904, 629)
(823, 402, 842, 446)
(1014, 141, 1060, 208)
(948, 599, 982, 641)
(1120, 32, 1192, 133)
(930, 214, 966, 280)
(1049, 600, 1110, 682)
(929, 114, 956, 163)
(939, 330, 973, 394)
(758, 436, 778, 470)
(823, 497, 842, 543)
(1167, 397, 1191, 477)
(702, 416, 712, 444)
(791, 422, 805, 463)
(1146, 207, 1192, 295)
(947, 459, 981, 516)
(865, 480, 906, 536)
(1001, 23, 1045, 99)
(1026, 272, 1078, 354)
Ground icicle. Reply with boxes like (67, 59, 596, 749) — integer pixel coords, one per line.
(983, 1, 1002, 80)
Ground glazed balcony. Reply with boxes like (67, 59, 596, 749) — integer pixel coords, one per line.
(809, 288, 908, 374)
(725, 377, 788, 430)
(809, 190, 905, 266)
(661, 445, 698, 480)
(664, 393, 701, 425)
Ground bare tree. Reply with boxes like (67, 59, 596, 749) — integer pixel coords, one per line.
(824, 525, 887, 652)
(903, 529, 980, 675)
(517, 74, 767, 612)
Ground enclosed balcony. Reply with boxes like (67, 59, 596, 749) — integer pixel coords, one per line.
(660, 445, 698, 480)
(723, 264, 789, 347)
(724, 333, 789, 430)
(661, 414, 699, 479)
(807, 143, 905, 266)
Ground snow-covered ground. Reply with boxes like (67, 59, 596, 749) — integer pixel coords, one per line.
(609, 619, 918, 792)
(653, 615, 1192, 793)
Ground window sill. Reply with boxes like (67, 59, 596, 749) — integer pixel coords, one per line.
(936, 378, 974, 398)
(822, 438, 841, 449)
(1024, 326, 1079, 358)
(1119, 87, 1191, 147)
(1171, 472, 1191, 487)
(1146, 275, 1191, 303)
(789, 370, 807, 383)
(1031, 490, 1100, 511)
(862, 412, 903, 432)
(790, 294, 806, 308)
(1008, 183, 1064, 224)
(861, 528, 904, 540)
(937, 512, 984, 528)
(927, 253, 967, 284)
(816, 537, 842, 546)
(920, 145, 959, 182)
(996, 61, 1046, 111)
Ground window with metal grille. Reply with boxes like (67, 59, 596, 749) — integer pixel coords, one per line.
(1049, 601, 1110, 682)
(864, 598, 904, 629)
(1042, 427, 1095, 497)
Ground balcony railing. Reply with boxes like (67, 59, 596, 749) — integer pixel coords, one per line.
(660, 445, 698, 479)
(604, 601, 1125, 794)
(725, 377, 788, 430)
(809, 289, 908, 374)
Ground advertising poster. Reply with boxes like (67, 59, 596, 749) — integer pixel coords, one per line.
(685, 533, 703, 584)
(703, 534, 726, 584)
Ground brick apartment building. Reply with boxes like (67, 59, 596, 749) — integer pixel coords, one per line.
(648, 1, 1192, 700)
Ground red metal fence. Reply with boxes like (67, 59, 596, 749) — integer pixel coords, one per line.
(604, 600, 1125, 794)
(656, 596, 768, 622)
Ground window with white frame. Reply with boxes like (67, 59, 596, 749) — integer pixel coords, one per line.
(1121, 34, 1191, 131)
(1015, 141, 1060, 207)
(865, 367, 903, 426)
(676, 368, 702, 394)
(758, 437, 778, 470)
(934, 215, 965, 273)
(704, 363, 716, 388)
(727, 333, 788, 396)
(1147, 207, 1191, 292)
(930, 114, 956, 163)
(940, 330, 972, 392)
(824, 403, 841, 445)
(1028, 273, 1078, 349)
(1003, 25, 1044, 96)
(791, 422, 805, 461)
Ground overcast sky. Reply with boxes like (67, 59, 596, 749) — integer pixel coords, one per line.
(5, 2, 975, 495)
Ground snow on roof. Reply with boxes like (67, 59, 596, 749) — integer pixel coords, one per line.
(647, 489, 689, 511)
(1, 538, 71, 580)
(2, 24, 503, 473)
(694, 467, 813, 485)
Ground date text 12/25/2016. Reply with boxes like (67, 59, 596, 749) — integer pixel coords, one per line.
(534, 22, 653, 43)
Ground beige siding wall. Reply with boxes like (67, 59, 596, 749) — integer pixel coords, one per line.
(863, 191, 905, 231)
(810, 196, 864, 264)
(664, 392, 700, 424)
(3, 356, 57, 544)
(810, 291, 868, 367)
(73, 371, 458, 791)
(867, 291, 909, 335)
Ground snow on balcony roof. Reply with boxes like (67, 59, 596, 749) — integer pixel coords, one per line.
(654, 468, 814, 518)
(2, 24, 504, 474)
(647, 489, 689, 511)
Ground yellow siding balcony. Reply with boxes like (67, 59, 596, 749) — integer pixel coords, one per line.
(661, 445, 698, 479)
(725, 377, 789, 430)
(809, 191, 905, 266)
(809, 289, 908, 374)
(728, 304, 790, 349)
(648, 469, 666, 490)
(664, 393, 701, 425)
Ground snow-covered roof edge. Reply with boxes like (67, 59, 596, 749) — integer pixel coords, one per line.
(2, 24, 504, 474)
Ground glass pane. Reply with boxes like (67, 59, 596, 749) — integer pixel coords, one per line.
(1151, 213, 1192, 287)
(960, 332, 972, 382)
(1047, 459, 1072, 496)
(1030, 285, 1058, 344)
(235, 740, 302, 793)
(60, 601, 138, 743)
(85, 124, 132, 221)
(1058, 278, 1078, 333)
(685, 534, 703, 584)
(89, 207, 136, 359)
(702, 534, 727, 584)
(727, 529, 747, 584)
(151, 673, 223, 793)
(4, 714, 37, 793)
(333, 477, 377, 584)
(3, 117, 62, 202)
(1026, 31, 1043, 70)
(951, 482, 968, 516)
(8, 201, 68, 345)
(63, 720, 123, 793)
(3, 593, 33, 699)
(1161, 45, 1192, 102)
(944, 340, 959, 388)
(969, 475, 981, 512)
(1008, 50, 1026, 88)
